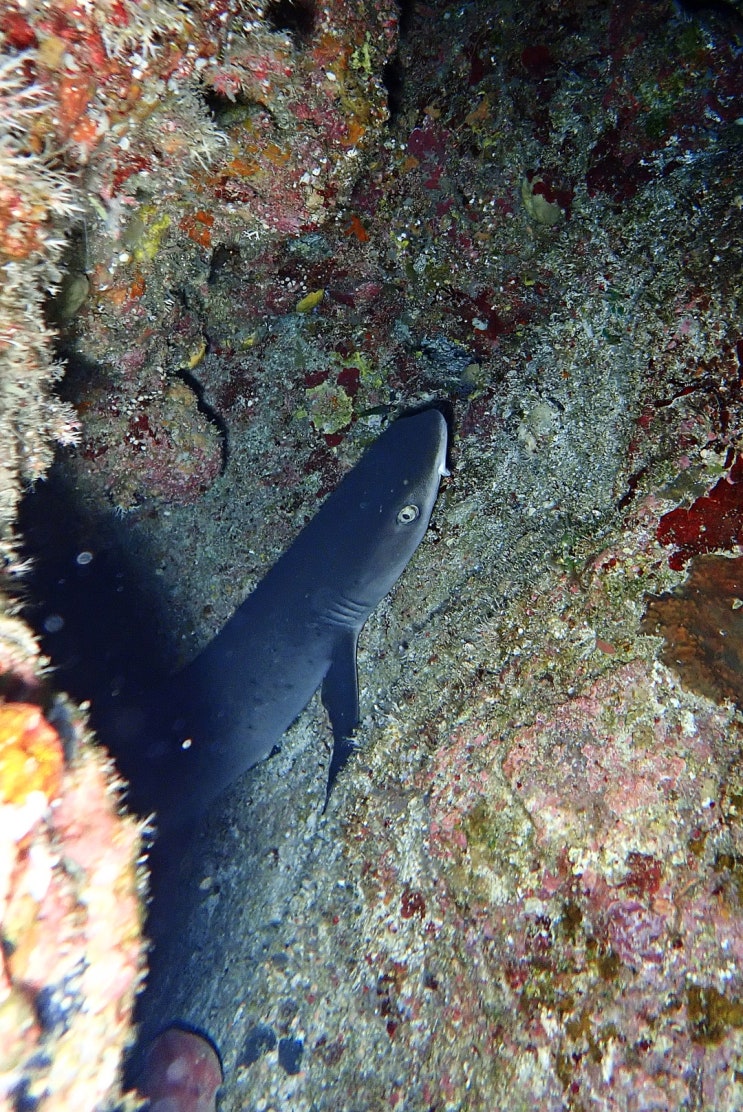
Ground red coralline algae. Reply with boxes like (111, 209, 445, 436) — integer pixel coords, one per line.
(400, 889, 426, 920)
(643, 553, 743, 708)
(499, 666, 702, 855)
(621, 851, 663, 898)
(657, 455, 743, 569)
(603, 897, 666, 969)
(76, 374, 223, 509)
(417, 657, 743, 1109)
(142, 1027, 223, 1112)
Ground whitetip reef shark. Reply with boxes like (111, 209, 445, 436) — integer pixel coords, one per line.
(112, 406, 449, 832)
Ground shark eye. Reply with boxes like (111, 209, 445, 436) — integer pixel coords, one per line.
(397, 503, 420, 524)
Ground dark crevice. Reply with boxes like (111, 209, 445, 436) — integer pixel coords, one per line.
(396, 0, 416, 38)
(208, 243, 242, 285)
(199, 86, 258, 121)
(382, 55, 406, 124)
(265, 0, 316, 42)
(178, 364, 230, 472)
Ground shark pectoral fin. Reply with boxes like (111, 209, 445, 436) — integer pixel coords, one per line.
(324, 737, 358, 812)
(321, 626, 360, 796)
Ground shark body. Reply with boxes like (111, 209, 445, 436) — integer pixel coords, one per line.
(116, 407, 448, 829)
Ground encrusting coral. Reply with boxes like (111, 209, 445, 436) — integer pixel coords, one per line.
(0, 50, 80, 544)
(0, 682, 146, 1109)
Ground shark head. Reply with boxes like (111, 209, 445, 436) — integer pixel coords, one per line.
(313, 407, 449, 613)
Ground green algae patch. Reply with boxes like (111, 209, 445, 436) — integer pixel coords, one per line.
(521, 175, 564, 226)
(306, 380, 353, 434)
(687, 985, 743, 1045)
(124, 206, 172, 262)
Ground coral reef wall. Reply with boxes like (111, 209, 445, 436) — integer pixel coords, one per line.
(0, 49, 79, 538)
(1, 0, 396, 531)
(3, 0, 743, 1108)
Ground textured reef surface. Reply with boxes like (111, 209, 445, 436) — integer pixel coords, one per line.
(0, 637, 144, 1110)
(2, 0, 743, 1107)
